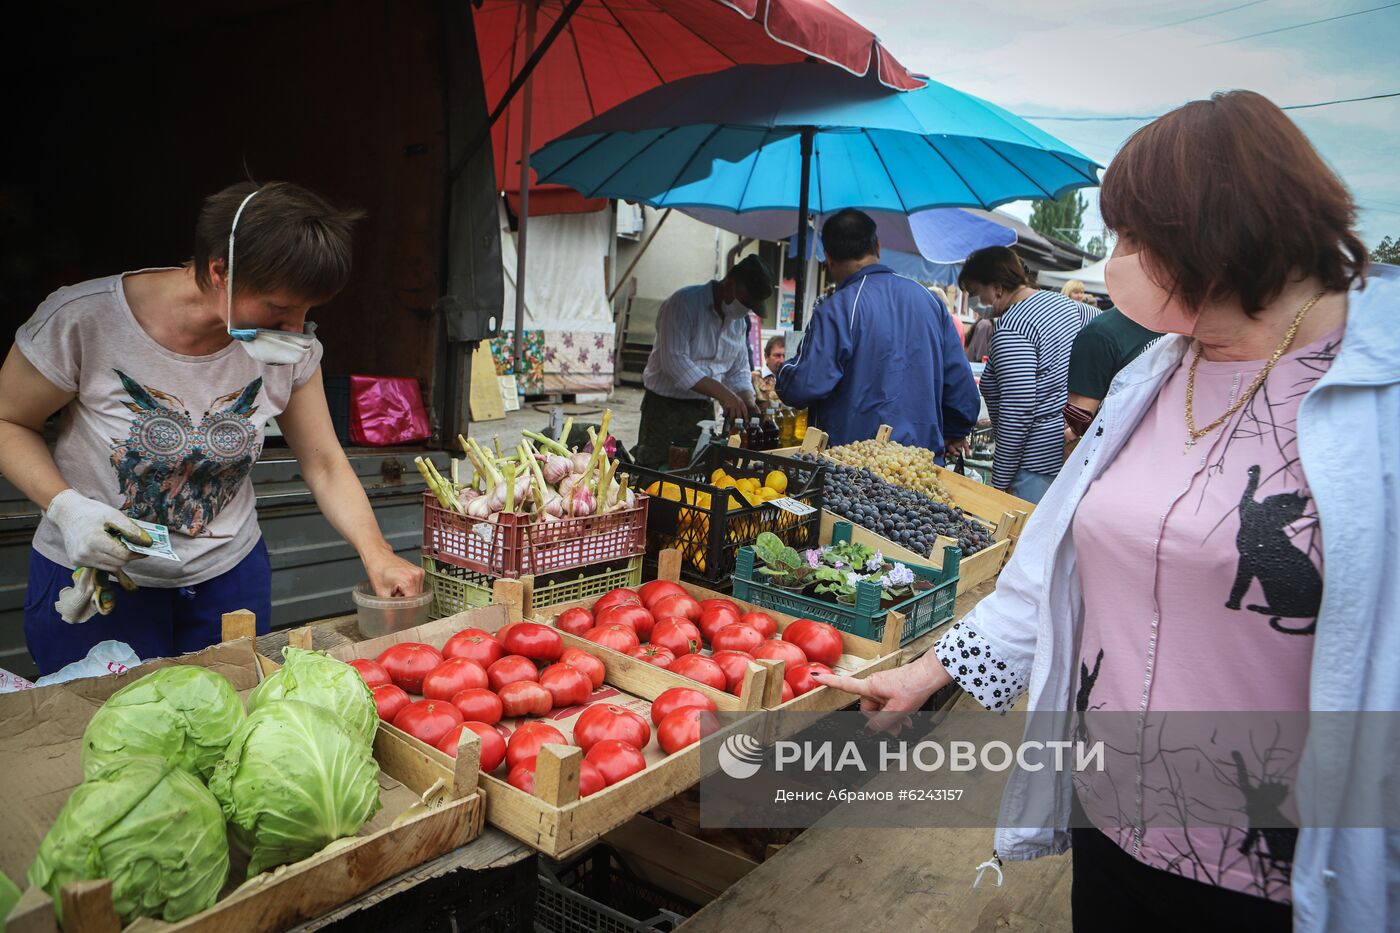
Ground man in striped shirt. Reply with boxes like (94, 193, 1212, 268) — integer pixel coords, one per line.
(959, 246, 1098, 503)
(777, 209, 980, 457)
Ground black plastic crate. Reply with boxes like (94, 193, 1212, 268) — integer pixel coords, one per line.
(324, 375, 352, 446)
(536, 845, 699, 933)
(321, 857, 536, 933)
(625, 446, 825, 586)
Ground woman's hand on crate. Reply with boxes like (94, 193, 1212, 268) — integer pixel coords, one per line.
(813, 655, 953, 734)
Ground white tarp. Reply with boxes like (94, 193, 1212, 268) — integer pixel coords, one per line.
(500, 201, 613, 332)
(1038, 255, 1109, 293)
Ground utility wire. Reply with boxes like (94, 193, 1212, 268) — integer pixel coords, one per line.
(1018, 91, 1400, 121)
(1205, 1, 1400, 45)
(1116, 0, 1272, 38)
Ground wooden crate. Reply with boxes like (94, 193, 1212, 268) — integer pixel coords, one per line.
(2, 612, 485, 933)
(529, 549, 904, 716)
(316, 600, 768, 860)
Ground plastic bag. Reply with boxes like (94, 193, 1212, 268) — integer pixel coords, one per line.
(0, 668, 36, 694)
(33, 640, 142, 688)
(349, 375, 431, 446)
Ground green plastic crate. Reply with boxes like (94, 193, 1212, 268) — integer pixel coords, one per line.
(731, 522, 960, 646)
(423, 555, 643, 620)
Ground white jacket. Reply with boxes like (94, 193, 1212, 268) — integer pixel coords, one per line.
(945, 265, 1400, 931)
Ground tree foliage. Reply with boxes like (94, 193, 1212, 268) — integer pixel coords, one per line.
(1029, 191, 1087, 248)
(1371, 236, 1400, 264)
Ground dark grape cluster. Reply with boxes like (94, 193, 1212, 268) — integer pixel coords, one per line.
(800, 454, 994, 557)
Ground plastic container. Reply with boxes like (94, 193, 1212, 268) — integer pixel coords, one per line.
(731, 522, 960, 646)
(352, 582, 433, 638)
(423, 555, 643, 620)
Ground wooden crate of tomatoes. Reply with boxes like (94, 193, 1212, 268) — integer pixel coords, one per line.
(321, 602, 767, 859)
(528, 549, 904, 717)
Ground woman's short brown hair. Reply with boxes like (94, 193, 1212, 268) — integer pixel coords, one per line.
(193, 181, 365, 301)
(1100, 90, 1367, 316)
(959, 246, 1031, 291)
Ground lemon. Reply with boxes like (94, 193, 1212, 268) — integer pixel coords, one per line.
(710, 468, 728, 483)
(645, 481, 661, 496)
(763, 470, 788, 494)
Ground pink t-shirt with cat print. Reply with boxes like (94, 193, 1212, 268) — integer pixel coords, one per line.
(1070, 327, 1340, 903)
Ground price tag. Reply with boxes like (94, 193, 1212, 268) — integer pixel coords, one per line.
(769, 497, 815, 516)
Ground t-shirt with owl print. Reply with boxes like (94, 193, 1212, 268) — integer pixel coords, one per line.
(16, 269, 323, 587)
(1068, 326, 1341, 903)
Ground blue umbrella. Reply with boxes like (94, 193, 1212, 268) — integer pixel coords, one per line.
(531, 62, 1099, 322)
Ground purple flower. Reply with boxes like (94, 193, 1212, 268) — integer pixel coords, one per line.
(886, 564, 916, 587)
(804, 549, 821, 569)
(865, 552, 884, 572)
(844, 571, 862, 587)
(595, 335, 606, 349)
(578, 348, 589, 364)
(563, 334, 575, 347)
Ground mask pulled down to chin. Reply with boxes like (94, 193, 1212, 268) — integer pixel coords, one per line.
(231, 323, 319, 365)
(723, 301, 751, 320)
(1104, 252, 1196, 335)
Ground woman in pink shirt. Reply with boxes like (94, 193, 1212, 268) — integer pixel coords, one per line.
(819, 92, 1377, 930)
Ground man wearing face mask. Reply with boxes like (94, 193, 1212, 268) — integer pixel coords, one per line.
(777, 209, 980, 456)
(636, 254, 773, 468)
(0, 181, 424, 674)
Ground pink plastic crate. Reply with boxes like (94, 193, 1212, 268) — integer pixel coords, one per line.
(422, 492, 648, 578)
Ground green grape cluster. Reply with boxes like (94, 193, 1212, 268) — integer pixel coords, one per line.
(820, 439, 955, 505)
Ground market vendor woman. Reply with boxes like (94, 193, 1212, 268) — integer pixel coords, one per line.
(0, 181, 424, 674)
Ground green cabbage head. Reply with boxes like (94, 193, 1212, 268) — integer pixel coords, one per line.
(248, 647, 377, 745)
(82, 665, 245, 782)
(28, 755, 229, 924)
(209, 699, 381, 877)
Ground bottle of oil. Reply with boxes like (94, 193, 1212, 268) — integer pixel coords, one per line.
(794, 407, 809, 441)
(729, 418, 746, 449)
(778, 406, 796, 447)
(761, 404, 781, 450)
(748, 415, 764, 451)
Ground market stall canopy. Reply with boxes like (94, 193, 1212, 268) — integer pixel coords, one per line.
(1037, 254, 1110, 293)
(684, 206, 1017, 264)
(530, 62, 1101, 213)
(477, 0, 927, 215)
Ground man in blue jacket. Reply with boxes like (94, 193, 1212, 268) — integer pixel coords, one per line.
(777, 209, 980, 458)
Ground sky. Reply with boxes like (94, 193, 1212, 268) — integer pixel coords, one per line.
(840, 0, 1400, 251)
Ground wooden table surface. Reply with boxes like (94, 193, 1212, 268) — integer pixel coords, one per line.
(676, 572, 1075, 932)
(255, 614, 537, 931)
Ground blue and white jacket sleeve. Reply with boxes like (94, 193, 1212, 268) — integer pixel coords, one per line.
(776, 301, 850, 408)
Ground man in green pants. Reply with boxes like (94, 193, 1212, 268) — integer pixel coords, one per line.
(636, 255, 773, 468)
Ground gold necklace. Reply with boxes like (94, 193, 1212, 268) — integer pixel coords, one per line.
(1183, 290, 1325, 453)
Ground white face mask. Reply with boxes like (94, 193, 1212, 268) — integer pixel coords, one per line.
(723, 300, 751, 320)
(225, 190, 318, 366)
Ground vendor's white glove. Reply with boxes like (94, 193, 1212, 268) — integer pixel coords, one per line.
(44, 490, 151, 573)
(55, 567, 103, 625)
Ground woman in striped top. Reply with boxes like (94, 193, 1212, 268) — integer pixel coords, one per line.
(960, 247, 1097, 502)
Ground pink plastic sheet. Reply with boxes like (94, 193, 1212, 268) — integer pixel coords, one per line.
(349, 375, 431, 447)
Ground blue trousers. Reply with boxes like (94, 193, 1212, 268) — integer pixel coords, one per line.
(25, 539, 272, 675)
(1008, 468, 1057, 504)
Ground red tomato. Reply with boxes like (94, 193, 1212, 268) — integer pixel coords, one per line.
(782, 619, 843, 667)
(498, 680, 553, 717)
(650, 618, 702, 658)
(699, 599, 742, 622)
(555, 607, 595, 637)
(650, 687, 717, 725)
(377, 643, 443, 694)
(421, 658, 489, 700)
(668, 654, 727, 691)
(538, 663, 593, 707)
(507, 759, 536, 794)
(711, 623, 764, 655)
(628, 644, 675, 667)
(781, 680, 795, 703)
(372, 684, 410, 722)
(507, 755, 607, 797)
(584, 740, 647, 786)
(560, 647, 606, 688)
(592, 588, 641, 615)
(638, 579, 687, 610)
(753, 639, 808, 671)
(393, 699, 463, 747)
(584, 624, 641, 654)
(486, 655, 538, 691)
(699, 610, 741, 644)
(579, 760, 607, 797)
(506, 722, 567, 769)
(650, 593, 700, 623)
(784, 661, 835, 697)
(710, 649, 756, 694)
(501, 622, 564, 662)
(739, 612, 778, 640)
(597, 604, 655, 640)
(657, 706, 720, 754)
(450, 687, 503, 724)
(442, 629, 504, 668)
(573, 704, 651, 752)
(349, 658, 391, 688)
(437, 721, 506, 773)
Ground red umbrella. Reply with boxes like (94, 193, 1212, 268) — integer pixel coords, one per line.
(476, 0, 925, 215)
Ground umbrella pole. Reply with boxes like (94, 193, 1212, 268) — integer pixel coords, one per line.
(512, 0, 538, 373)
(792, 126, 815, 330)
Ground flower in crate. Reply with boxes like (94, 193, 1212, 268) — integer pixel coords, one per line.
(886, 564, 915, 587)
(864, 552, 885, 572)
(805, 549, 821, 569)
(845, 571, 863, 588)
